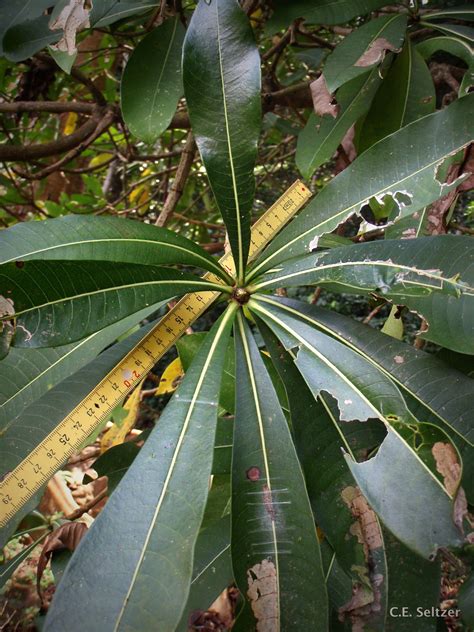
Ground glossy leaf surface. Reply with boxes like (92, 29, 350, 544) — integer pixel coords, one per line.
(296, 69, 381, 178)
(249, 94, 474, 279)
(121, 18, 185, 143)
(1, 260, 225, 347)
(232, 314, 328, 630)
(0, 215, 228, 280)
(183, 0, 261, 281)
(45, 307, 236, 632)
(360, 41, 435, 149)
(250, 296, 463, 558)
(322, 14, 407, 93)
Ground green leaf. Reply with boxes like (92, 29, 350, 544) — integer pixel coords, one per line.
(248, 94, 474, 279)
(417, 35, 473, 69)
(0, 215, 229, 281)
(266, 0, 392, 33)
(183, 0, 261, 282)
(322, 15, 407, 94)
(1, 260, 227, 348)
(383, 528, 441, 632)
(458, 573, 474, 627)
(48, 46, 77, 74)
(121, 18, 185, 143)
(260, 322, 388, 627)
(296, 68, 382, 179)
(89, 441, 140, 493)
(262, 296, 474, 500)
(232, 313, 328, 630)
(254, 237, 474, 354)
(177, 332, 236, 414)
(424, 6, 474, 22)
(0, 0, 53, 55)
(250, 296, 463, 558)
(44, 306, 236, 632)
(417, 36, 474, 97)
(0, 319, 162, 548)
(344, 427, 462, 559)
(2, 14, 60, 62)
(0, 303, 165, 434)
(177, 516, 233, 632)
(359, 41, 435, 150)
(90, 0, 158, 28)
(422, 22, 474, 44)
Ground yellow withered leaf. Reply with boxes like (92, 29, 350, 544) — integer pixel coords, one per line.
(156, 357, 184, 396)
(64, 111, 78, 135)
(100, 381, 143, 453)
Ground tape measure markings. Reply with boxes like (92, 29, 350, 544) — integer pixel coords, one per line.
(0, 180, 311, 528)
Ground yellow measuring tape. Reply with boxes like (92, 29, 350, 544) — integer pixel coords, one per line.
(0, 180, 311, 528)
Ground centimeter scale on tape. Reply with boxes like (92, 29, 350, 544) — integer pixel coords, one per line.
(0, 180, 312, 528)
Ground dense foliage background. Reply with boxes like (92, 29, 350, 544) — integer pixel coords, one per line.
(0, 0, 473, 630)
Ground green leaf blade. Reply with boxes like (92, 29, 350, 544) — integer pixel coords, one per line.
(250, 296, 463, 558)
(248, 95, 474, 279)
(121, 18, 185, 143)
(44, 307, 236, 632)
(183, 0, 261, 281)
(0, 215, 228, 280)
(2, 261, 225, 348)
(232, 314, 328, 630)
(296, 68, 381, 179)
(359, 41, 436, 150)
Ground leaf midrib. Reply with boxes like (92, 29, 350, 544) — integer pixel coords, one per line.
(250, 296, 451, 494)
(257, 294, 474, 447)
(248, 137, 470, 280)
(112, 306, 236, 631)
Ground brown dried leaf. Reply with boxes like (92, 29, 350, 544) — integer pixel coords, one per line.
(432, 442, 467, 532)
(310, 74, 340, 119)
(355, 38, 401, 68)
(36, 521, 88, 600)
(50, 0, 92, 56)
(247, 559, 278, 632)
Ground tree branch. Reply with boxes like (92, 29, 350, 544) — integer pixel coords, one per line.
(155, 132, 196, 226)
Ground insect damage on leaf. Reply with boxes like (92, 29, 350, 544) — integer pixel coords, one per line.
(0, 295, 15, 360)
(310, 75, 340, 119)
(432, 442, 467, 532)
(247, 559, 278, 632)
(50, 0, 92, 56)
(340, 486, 384, 630)
(341, 486, 383, 560)
(355, 38, 401, 67)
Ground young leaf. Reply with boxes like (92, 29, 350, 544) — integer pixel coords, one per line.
(296, 68, 382, 179)
(121, 18, 185, 143)
(250, 296, 463, 558)
(183, 0, 261, 282)
(322, 14, 407, 94)
(232, 313, 328, 630)
(44, 306, 237, 632)
(1, 260, 227, 348)
(359, 41, 435, 150)
(248, 94, 474, 279)
(0, 215, 230, 281)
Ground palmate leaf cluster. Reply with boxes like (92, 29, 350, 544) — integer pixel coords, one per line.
(0, 0, 474, 630)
